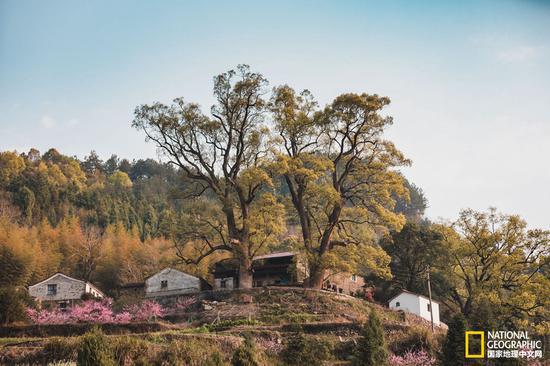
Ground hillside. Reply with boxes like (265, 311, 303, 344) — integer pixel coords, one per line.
(0, 288, 445, 365)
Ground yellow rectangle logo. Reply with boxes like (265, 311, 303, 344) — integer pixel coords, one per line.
(465, 331, 485, 358)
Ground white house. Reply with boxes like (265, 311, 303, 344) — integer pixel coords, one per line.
(145, 268, 209, 298)
(28, 273, 104, 308)
(388, 290, 441, 326)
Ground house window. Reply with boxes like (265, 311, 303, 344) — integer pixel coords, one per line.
(161, 280, 168, 289)
(396, 302, 400, 307)
(47, 284, 57, 295)
(351, 275, 357, 282)
(427, 304, 431, 312)
(59, 302, 68, 311)
(220, 279, 227, 288)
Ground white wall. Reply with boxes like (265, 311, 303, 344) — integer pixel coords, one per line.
(389, 292, 440, 326)
(389, 292, 421, 316)
(145, 268, 200, 297)
(84, 284, 104, 299)
(418, 296, 440, 325)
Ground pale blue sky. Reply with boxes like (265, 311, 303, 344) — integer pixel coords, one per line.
(1, 0, 549, 227)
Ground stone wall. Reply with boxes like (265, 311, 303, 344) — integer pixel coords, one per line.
(28, 274, 86, 302)
(324, 272, 366, 296)
(145, 268, 201, 297)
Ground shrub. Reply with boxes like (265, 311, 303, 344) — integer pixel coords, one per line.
(77, 327, 116, 366)
(170, 296, 198, 313)
(124, 300, 164, 321)
(204, 352, 226, 366)
(155, 340, 185, 366)
(352, 310, 388, 366)
(280, 331, 332, 365)
(391, 326, 440, 356)
(439, 314, 466, 366)
(27, 307, 70, 324)
(389, 350, 437, 366)
(27, 299, 114, 324)
(70, 299, 116, 323)
(27, 298, 164, 325)
(112, 336, 152, 366)
(231, 334, 258, 366)
(155, 339, 229, 366)
(333, 340, 355, 361)
(206, 318, 261, 332)
(43, 337, 77, 363)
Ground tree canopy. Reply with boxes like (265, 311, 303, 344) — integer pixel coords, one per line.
(133, 65, 284, 288)
(270, 85, 409, 287)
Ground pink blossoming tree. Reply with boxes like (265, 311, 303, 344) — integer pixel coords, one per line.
(27, 298, 166, 325)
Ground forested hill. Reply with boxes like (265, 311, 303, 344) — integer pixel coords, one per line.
(0, 147, 425, 293)
(0, 147, 427, 239)
(0, 148, 188, 241)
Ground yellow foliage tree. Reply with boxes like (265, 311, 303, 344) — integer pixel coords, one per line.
(270, 86, 409, 287)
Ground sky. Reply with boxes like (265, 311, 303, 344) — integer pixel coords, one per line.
(1, 0, 549, 228)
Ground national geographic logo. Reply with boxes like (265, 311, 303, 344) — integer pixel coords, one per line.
(465, 331, 485, 358)
(465, 331, 543, 360)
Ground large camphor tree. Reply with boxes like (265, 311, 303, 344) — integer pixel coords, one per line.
(133, 65, 284, 288)
(437, 208, 550, 333)
(270, 85, 410, 288)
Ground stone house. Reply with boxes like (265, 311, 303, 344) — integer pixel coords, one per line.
(212, 252, 365, 296)
(144, 268, 211, 298)
(213, 252, 308, 290)
(28, 273, 104, 309)
(322, 272, 366, 297)
(388, 290, 441, 326)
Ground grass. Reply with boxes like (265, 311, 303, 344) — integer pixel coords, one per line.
(0, 337, 42, 347)
(0, 288, 442, 365)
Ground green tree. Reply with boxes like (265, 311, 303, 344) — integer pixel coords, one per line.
(270, 86, 409, 288)
(352, 310, 388, 366)
(0, 151, 25, 188)
(0, 287, 28, 325)
(103, 154, 119, 175)
(81, 150, 104, 177)
(15, 186, 35, 223)
(393, 178, 427, 221)
(133, 65, 285, 288)
(437, 208, 550, 332)
(107, 171, 133, 190)
(440, 313, 467, 366)
(381, 222, 446, 294)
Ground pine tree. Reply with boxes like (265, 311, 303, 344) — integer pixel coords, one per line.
(352, 310, 388, 366)
(440, 313, 467, 366)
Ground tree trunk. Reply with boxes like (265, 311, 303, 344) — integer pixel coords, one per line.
(237, 253, 254, 289)
(239, 265, 253, 289)
(307, 267, 325, 289)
